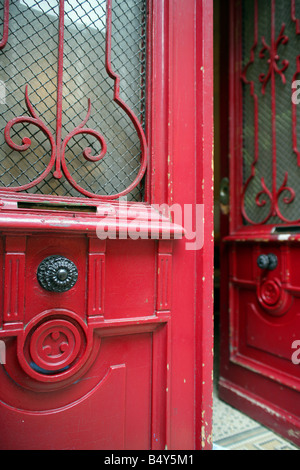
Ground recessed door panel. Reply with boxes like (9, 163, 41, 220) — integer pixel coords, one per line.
(0, 333, 156, 450)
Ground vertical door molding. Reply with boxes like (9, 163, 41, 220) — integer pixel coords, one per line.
(3, 235, 26, 326)
(87, 237, 106, 322)
(195, 0, 214, 450)
(150, 0, 214, 450)
(156, 240, 173, 314)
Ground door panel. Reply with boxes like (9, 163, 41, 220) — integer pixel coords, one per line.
(104, 239, 156, 318)
(0, 232, 169, 449)
(0, 0, 164, 450)
(220, 0, 300, 446)
(230, 241, 300, 390)
(0, 333, 155, 450)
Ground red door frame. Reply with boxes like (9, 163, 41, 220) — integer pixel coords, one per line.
(150, 0, 214, 450)
(0, 0, 214, 450)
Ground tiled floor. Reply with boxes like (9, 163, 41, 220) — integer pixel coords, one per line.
(212, 319, 300, 451)
(212, 387, 299, 450)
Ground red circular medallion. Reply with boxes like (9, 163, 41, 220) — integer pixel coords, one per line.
(260, 280, 281, 306)
(30, 319, 81, 372)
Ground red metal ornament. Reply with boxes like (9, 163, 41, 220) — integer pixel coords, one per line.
(0, 0, 9, 50)
(240, 0, 300, 225)
(3, 0, 147, 199)
(291, 0, 300, 166)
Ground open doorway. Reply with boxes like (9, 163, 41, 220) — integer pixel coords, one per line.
(212, 0, 300, 450)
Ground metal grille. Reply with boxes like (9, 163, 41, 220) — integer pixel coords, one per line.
(0, 0, 147, 201)
(241, 0, 300, 225)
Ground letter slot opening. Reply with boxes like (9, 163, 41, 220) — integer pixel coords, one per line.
(272, 226, 300, 234)
(17, 202, 97, 213)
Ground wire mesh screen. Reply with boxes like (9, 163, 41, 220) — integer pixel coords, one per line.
(241, 0, 300, 225)
(0, 0, 147, 201)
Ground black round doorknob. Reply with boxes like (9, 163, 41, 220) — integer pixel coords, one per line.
(257, 253, 278, 270)
(37, 256, 78, 292)
(257, 254, 269, 269)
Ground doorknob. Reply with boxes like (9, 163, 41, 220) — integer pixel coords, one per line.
(257, 253, 278, 270)
(220, 177, 229, 215)
(37, 255, 78, 292)
(220, 177, 229, 205)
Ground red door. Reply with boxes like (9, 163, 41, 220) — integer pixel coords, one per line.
(219, 0, 300, 447)
(0, 0, 214, 450)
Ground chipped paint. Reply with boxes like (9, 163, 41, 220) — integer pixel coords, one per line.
(288, 429, 300, 438)
(226, 384, 283, 419)
(49, 222, 72, 228)
(201, 425, 206, 448)
(200, 408, 213, 449)
(207, 432, 213, 446)
(277, 234, 291, 241)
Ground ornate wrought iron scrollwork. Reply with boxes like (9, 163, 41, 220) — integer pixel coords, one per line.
(0, 0, 9, 50)
(240, 0, 300, 225)
(1, 0, 147, 199)
(37, 255, 78, 293)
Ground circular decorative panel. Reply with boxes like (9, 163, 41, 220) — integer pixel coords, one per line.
(29, 319, 82, 372)
(17, 310, 93, 384)
(37, 256, 78, 293)
(260, 280, 281, 306)
(257, 278, 291, 317)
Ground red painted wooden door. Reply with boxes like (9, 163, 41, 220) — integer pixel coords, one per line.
(219, 0, 300, 447)
(0, 0, 214, 450)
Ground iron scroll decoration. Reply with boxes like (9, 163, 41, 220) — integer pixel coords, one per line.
(0, 0, 9, 50)
(37, 256, 78, 293)
(0, 0, 147, 199)
(240, 0, 300, 225)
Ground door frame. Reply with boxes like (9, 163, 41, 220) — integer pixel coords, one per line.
(149, 0, 214, 450)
